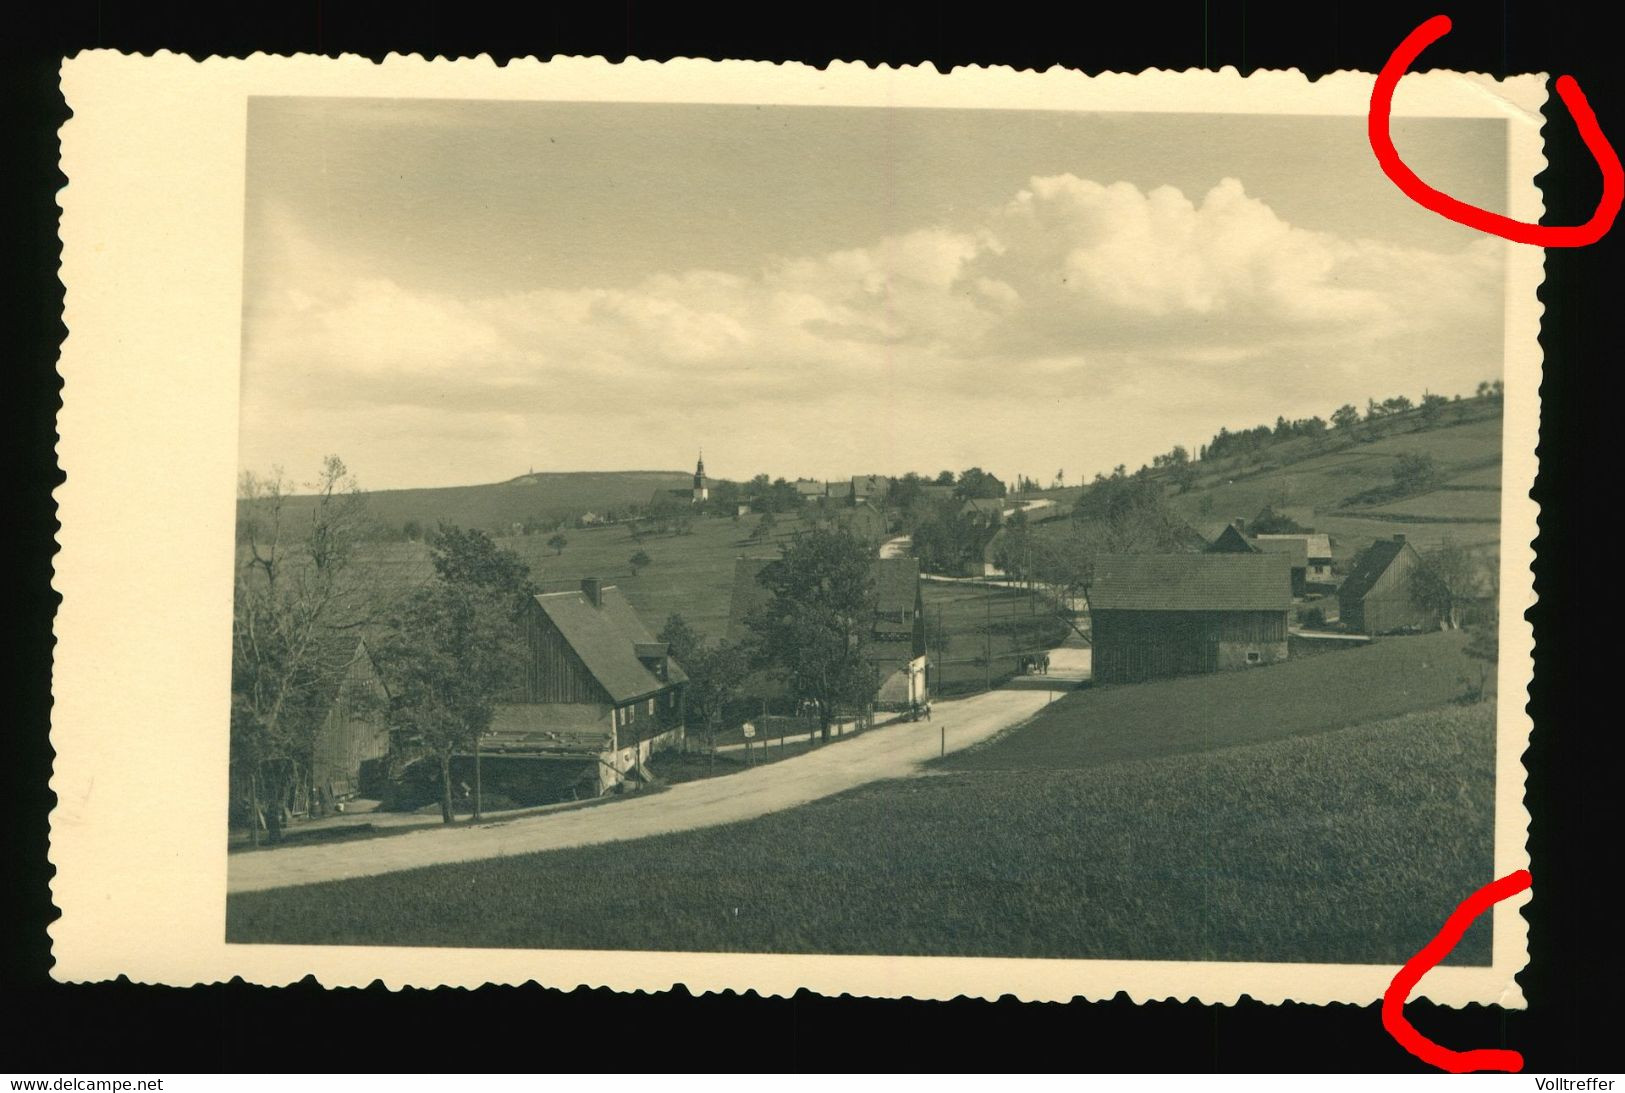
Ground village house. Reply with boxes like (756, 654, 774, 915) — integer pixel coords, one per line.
(727, 555, 929, 710)
(1255, 532, 1335, 584)
(1088, 553, 1293, 684)
(850, 474, 892, 504)
(793, 478, 830, 502)
(1206, 520, 1256, 554)
(1249, 536, 1310, 597)
(475, 578, 688, 800)
(306, 634, 392, 808)
(1337, 534, 1434, 634)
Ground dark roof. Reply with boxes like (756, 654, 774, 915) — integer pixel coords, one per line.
(533, 585, 689, 704)
(486, 703, 614, 754)
(851, 474, 891, 496)
(1249, 536, 1309, 568)
(1089, 553, 1292, 612)
(960, 497, 1005, 516)
(1205, 525, 1256, 554)
(1338, 538, 1415, 603)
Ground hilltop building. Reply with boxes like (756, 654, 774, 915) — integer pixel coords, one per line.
(1088, 553, 1293, 684)
(692, 452, 708, 503)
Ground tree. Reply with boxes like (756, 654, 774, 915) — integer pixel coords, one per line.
(546, 532, 569, 556)
(954, 466, 1007, 499)
(935, 469, 956, 486)
(1392, 452, 1438, 494)
(402, 518, 424, 542)
(744, 526, 877, 742)
(430, 524, 536, 602)
(747, 511, 778, 543)
(1420, 391, 1449, 424)
(629, 550, 652, 575)
(375, 578, 522, 823)
(658, 614, 747, 755)
(231, 456, 372, 844)
(1331, 404, 1361, 430)
(1407, 536, 1481, 631)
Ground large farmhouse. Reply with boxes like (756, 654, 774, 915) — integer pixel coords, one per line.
(1088, 553, 1293, 684)
(1338, 534, 1433, 634)
(478, 578, 688, 799)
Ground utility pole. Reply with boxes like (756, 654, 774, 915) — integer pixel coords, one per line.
(473, 733, 483, 822)
(984, 579, 993, 692)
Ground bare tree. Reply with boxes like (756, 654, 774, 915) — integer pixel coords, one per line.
(231, 456, 372, 844)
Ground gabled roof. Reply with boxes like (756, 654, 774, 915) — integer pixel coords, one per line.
(1249, 536, 1309, 568)
(1254, 532, 1333, 561)
(960, 497, 1005, 517)
(1089, 553, 1292, 612)
(533, 586, 688, 704)
(793, 479, 828, 496)
(1205, 524, 1257, 554)
(486, 703, 614, 755)
(850, 474, 891, 496)
(1338, 538, 1415, 603)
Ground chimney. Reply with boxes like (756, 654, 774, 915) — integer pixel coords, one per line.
(580, 577, 603, 607)
(1232, 518, 1246, 530)
(1392, 533, 1407, 544)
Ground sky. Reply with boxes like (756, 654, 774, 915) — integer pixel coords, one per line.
(239, 98, 1508, 491)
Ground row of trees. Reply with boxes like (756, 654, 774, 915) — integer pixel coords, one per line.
(233, 456, 546, 841)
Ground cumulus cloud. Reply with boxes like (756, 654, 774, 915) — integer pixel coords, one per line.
(240, 176, 1503, 486)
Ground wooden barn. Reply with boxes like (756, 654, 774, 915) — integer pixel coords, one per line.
(478, 578, 688, 798)
(306, 634, 391, 808)
(1089, 553, 1293, 684)
(1337, 534, 1435, 634)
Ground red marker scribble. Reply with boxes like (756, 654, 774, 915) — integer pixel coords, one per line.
(1382, 868, 1531, 1072)
(1370, 15, 1622, 247)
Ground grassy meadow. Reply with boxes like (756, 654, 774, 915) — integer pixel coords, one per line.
(942, 629, 1490, 772)
(227, 702, 1495, 965)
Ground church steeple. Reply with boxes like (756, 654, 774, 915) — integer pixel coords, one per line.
(692, 450, 709, 503)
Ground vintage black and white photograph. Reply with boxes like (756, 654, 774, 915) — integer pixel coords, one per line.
(51, 56, 1542, 1002)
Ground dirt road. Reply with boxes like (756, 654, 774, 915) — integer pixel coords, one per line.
(227, 648, 1090, 895)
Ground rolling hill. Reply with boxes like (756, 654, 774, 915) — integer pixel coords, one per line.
(242, 470, 692, 538)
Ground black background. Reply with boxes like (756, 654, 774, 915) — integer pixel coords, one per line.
(4, 1, 1618, 1074)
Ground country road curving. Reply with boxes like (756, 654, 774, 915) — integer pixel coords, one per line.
(227, 647, 1090, 895)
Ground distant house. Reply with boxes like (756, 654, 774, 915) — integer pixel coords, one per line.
(1206, 522, 1257, 554)
(307, 635, 392, 807)
(478, 578, 688, 798)
(1088, 553, 1293, 684)
(1249, 536, 1309, 597)
(1337, 535, 1433, 634)
(1255, 533, 1334, 583)
(793, 478, 829, 501)
(727, 555, 928, 709)
(960, 497, 1006, 520)
(850, 474, 892, 504)
(840, 501, 888, 544)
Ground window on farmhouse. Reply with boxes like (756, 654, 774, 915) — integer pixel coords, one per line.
(1247, 652, 1261, 664)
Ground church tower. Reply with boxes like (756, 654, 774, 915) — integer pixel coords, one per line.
(692, 451, 709, 503)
